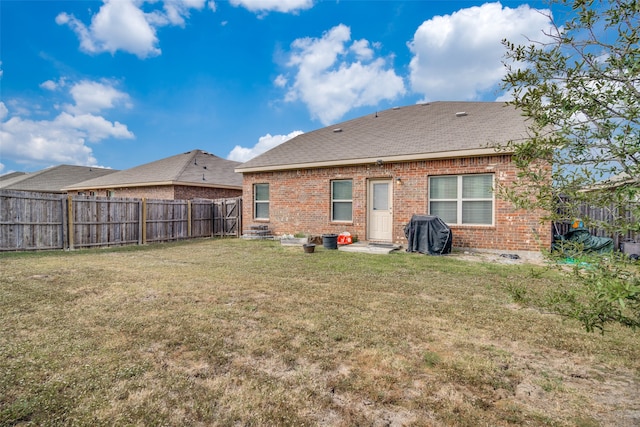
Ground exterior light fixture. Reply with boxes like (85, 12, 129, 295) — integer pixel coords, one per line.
(396, 177, 402, 185)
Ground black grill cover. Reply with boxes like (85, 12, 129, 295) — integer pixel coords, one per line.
(404, 215, 452, 255)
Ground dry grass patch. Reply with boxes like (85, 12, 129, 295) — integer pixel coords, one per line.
(1, 239, 639, 426)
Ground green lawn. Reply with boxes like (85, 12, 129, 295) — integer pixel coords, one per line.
(1, 239, 638, 426)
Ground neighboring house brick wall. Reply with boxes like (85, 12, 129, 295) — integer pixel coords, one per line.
(67, 185, 174, 199)
(242, 154, 551, 252)
(68, 185, 241, 200)
(174, 185, 241, 200)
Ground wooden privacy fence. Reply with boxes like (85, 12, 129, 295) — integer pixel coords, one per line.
(0, 190, 242, 251)
(0, 191, 67, 251)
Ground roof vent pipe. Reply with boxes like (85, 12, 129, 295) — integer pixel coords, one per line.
(456, 112, 468, 117)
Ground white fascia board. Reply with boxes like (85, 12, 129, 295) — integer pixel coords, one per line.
(235, 147, 510, 173)
(64, 181, 242, 191)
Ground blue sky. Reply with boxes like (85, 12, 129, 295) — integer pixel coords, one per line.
(1, 0, 555, 174)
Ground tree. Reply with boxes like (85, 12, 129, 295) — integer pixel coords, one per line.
(500, 0, 640, 332)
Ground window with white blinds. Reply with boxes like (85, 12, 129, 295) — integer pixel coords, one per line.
(429, 174, 494, 225)
(254, 183, 269, 219)
(331, 180, 353, 221)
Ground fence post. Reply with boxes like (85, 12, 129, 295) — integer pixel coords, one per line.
(237, 197, 242, 237)
(137, 200, 143, 245)
(61, 196, 68, 250)
(67, 196, 74, 250)
(210, 201, 214, 237)
(211, 200, 217, 237)
(142, 198, 147, 244)
(187, 200, 192, 238)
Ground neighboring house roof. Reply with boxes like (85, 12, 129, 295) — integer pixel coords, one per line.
(584, 172, 639, 194)
(598, 172, 638, 188)
(64, 149, 242, 191)
(0, 165, 118, 193)
(236, 101, 532, 173)
(0, 172, 27, 182)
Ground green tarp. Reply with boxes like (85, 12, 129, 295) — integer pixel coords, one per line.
(553, 227, 614, 255)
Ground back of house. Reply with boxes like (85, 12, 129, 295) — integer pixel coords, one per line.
(235, 101, 551, 254)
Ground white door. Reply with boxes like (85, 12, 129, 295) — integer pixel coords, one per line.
(368, 179, 393, 242)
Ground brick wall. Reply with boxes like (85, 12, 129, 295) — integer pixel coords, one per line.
(241, 154, 552, 252)
(67, 185, 173, 199)
(174, 185, 241, 200)
(68, 185, 241, 200)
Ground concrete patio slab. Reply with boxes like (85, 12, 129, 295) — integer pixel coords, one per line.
(338, 242, 402, 254)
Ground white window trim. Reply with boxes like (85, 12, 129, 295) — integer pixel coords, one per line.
(254, 183, 269, 220)
(331, 179, 353, 222)
(429, 174, 494, 226)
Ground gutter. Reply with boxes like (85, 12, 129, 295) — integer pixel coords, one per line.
(63, 180, 242, 191)
(235, 147, 511, 173)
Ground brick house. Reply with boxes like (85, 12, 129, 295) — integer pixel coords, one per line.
(235, 102, 552, 253)
(65, 149, 242, 200)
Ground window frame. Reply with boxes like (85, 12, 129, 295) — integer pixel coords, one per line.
(429, 174, 494, 226)
(253, 183, 270, 220)
(331, 179, 353, 222)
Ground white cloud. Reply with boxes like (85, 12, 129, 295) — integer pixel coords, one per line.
(274, 74, 287, 88)
(55, 112, 133, 142)
(408, 2, 552, 101)
(230, 0, 313, 14)
(40, 78, 69, 92)
(0, 80, 135, 168)
(280, 24, 406, 125)
(158, 0, 206, 26)
(0, 113, 132, 167)
(350, 39, 374, 61)
(227, 131, 303, 162)
(66, 80, 132, 114)
(56, 1, 160, 58)
(40, 80, 59, 91)
(57, 0, 208, 58)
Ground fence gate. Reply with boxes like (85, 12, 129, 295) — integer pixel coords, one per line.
(213, 197, 242, 237)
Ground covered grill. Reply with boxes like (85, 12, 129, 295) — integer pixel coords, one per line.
(404, 215, 452, 255)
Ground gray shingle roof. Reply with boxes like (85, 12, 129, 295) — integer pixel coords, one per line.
(64, 149, 242, 190)
(0, 165, 118, 193)
(0, 172, 27, 182)
(236, 102, 532, 172)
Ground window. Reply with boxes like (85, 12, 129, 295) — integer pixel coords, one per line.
(331, 180, 353, 222)
(429, 174, 493, 225)
(254, 183, 269, 219)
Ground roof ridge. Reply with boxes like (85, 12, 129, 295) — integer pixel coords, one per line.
(174, 149, 201, 181)
(16, 165, 58, 180)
